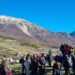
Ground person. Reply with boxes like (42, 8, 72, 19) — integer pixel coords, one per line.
(0, 59, 7, 75)
(46, 54, 51, 66)
(60, 43, 64, 55)
(53, 55, 62, 75)
(60, 44, 73, 56)
(0, 59, 12, 75)
(19, 56, 25, 75)
(24, 54, 31, 75)
(63, 55, 70, 75)
(7, 68, 12, 75)
(38, 54, 46, 75)
(46, 50, 52, 67)
(71, 55, 75, 75)
(30, 57, 38, 75)
(53, 59, 61, 75)
(64, 44, 73, 56)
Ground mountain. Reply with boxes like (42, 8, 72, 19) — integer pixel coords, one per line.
(70, 31, 75, 37)
(0, 15, 75, 47)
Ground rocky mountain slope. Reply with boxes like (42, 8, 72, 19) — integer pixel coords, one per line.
(0, 15, 75, 47)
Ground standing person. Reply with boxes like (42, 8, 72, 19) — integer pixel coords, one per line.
(20, 56, 25, 75)
(60, 43, 64, 55)
(63, 55, 70, 75)
(7, 68, 12, 75)
(64, 44, 73, 56)
(53, 56, 62, 75)
(63, 61, 70, 75)
(46, 50, 52, 67)
(30, 58, 38, 75)
(46, 54, 51, 66)
(0, 60, 7, 75)
(38, 54, 46, 75)
(71, 55, 75, 75)
(0, 59, 12, 75)
(24, 54, 31, 75)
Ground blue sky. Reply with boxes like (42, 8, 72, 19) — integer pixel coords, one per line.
(0, 0, 75, 33)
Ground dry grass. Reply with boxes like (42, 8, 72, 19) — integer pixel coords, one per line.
(0, 37, 47, 57)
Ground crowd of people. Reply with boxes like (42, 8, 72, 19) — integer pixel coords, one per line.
(53, 44, 75, 75)
(20, 53, 46, 75)
(0, 44, 75, 75)
(19, 44, 75, 75)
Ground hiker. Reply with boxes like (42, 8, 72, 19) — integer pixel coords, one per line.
(53, 55, 62, 75)
(46, 50, 52, 67)
(19, 56, 25, 75)
(30, 57, 38, 75)
(24, 54, 31, 75)
(60, 44, 73, 56)
(0, 59, 7, 75)
(0, 59, 12, 75)
(38, 54, 46, 75)
(7, 68, 12, 75)
(46, 54, 51, 66)
(63, 55, 70, 75)
(60, 43, 64, 55)
(64, 44, 73, 56)
(53, 58, 61, 75)
(71, 55, 75, 75)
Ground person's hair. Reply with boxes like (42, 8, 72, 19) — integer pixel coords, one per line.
(26, 54, 30, 60)
(1, 59, 8, 66)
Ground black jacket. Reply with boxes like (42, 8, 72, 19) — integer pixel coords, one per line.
(0, 64, 6, 75)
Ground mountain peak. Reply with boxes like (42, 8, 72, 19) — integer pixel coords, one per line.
(0, 15, 22, 21)
(0, 15, 33, 36)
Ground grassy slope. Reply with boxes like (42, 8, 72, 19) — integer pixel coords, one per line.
(0, 37, 44, 57)
(0, 36, 59, 57)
